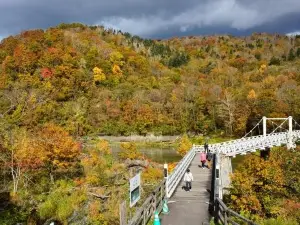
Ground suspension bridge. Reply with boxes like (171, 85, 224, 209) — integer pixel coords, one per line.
(126, 117, 300, 225)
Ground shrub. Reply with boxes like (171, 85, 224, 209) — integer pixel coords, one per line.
(269, 57, 280, 66)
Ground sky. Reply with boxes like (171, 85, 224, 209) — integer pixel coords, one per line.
(1, 0, 300, 40)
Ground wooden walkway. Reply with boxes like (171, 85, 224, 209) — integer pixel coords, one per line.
(161, 153, 211, 225)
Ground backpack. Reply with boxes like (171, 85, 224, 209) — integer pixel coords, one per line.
(207, 152, 213, 161)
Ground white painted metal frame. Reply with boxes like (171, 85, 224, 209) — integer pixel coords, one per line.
(193, 130, 300, 157)
(166, 147, 196, 198)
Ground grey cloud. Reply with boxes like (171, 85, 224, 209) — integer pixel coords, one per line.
(0, 0, 300, 39)
(101, 0, 300, 36)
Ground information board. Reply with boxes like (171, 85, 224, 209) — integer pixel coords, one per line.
(130, 173, 141, 207)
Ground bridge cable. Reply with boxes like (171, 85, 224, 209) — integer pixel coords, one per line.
(292, 119, 300, 130)
(242, 118, 263, 138)
(271, 121, 275, 133)
(270, 120, 288, 133)
(270, 120, 288, 134)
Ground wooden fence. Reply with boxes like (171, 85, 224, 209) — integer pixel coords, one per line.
(127, 180, 166, 225)
(214, 198, 258, 225)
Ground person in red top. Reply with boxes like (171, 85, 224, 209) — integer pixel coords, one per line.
(200, 151, 207, 169)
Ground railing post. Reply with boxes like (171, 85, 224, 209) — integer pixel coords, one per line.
(215, 154, 221, 199)
(161, 182, 164, 204)
(152, 191, 157, 213)
(209, 154, 216, 214)
(214, 199, 219, 224)
(164, 163, 169, 198)
(224, 210, 228, 225)
(143, 208, 146, 225)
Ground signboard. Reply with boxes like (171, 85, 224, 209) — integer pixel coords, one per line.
(130, 173, 141, 207)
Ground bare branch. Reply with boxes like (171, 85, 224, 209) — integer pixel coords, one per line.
(88, 192, 110, 200)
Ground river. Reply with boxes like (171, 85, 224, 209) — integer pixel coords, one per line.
(111, 144, 182, 163)
(111, 143, 245, 169)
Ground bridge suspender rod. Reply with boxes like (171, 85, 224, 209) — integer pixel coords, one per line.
(292, 119, 300, 129)
(270, 120, 288, 134)
(243, 118, 263, 138)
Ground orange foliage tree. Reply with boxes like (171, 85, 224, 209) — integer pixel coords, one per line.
(36, 123, 81, 182)
(0, 128, 44, 193)
(228, 148, 289, 219)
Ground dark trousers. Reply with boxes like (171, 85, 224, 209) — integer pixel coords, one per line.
(201, 160, 206, 168)
(204, 146, 208, 152)
(186, 181, 192, 190)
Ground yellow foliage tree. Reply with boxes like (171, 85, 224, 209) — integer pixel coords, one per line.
(96, 139, 111, 155)
(118, 142, 142, 160)
(93, 66, 106, 83)
(112, 64, 122, 76)
(81, 149, 109, 186)
(259, 64, 267, 74)
(81, 139, 113, 186)
(142, 167, 163, 185)
(177, 134, 192, 156)
(109, 51, 124, 66)
(247, 89, 257, 101)
(168, 162, 177, 173)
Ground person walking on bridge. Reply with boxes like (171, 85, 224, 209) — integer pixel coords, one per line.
(206, 150, 213, 169)
(204, 142, 209, 153)
(200, 151, 207, 169)
(184, 169, 193, 191)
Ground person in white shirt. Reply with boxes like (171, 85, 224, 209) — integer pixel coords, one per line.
(184, 169, 193, 191)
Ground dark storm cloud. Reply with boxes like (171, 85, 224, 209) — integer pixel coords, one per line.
(0, 0, 300, 39)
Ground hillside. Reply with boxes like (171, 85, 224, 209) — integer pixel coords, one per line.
(1, 23, 300, 137)
(1, 23, 300, 224)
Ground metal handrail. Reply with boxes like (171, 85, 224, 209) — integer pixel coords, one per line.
(166, 147, 196, 197)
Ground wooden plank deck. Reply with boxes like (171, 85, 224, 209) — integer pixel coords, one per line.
(161, 153, 211, 225)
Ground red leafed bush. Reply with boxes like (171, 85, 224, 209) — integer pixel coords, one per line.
(41, 68, 53, 78)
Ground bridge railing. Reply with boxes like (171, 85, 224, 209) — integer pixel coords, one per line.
(214, 198, 258, 225)
(166, 146, 197, 197)
(193, 131, 300, 156)
(210, 154, 257, 225)
(209, 154, 218, 214)
(127, 180, 166, 225)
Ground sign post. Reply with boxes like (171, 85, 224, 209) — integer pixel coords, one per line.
(164, 163, 168, 178)
(130, 173, 141, 208)
(119, 201, 127, 225)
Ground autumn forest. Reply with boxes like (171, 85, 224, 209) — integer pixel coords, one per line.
(1, 23, 300, 224)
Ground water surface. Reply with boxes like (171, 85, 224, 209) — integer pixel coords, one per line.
(110, 142, 246, 167)
(111, 145, 182, 163)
